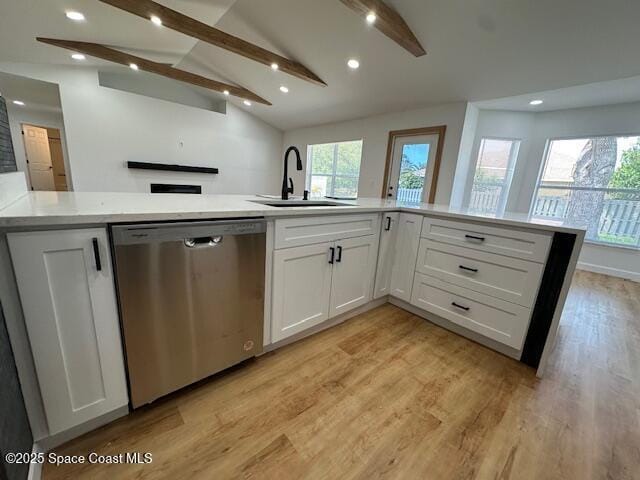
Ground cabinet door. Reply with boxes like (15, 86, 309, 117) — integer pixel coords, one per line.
(7, 229, 128, 435)
(389, 213, 422, 302)
(272, 242, 334, 342)
(330, 235, 379, 317)
(373, 212, 400, 299)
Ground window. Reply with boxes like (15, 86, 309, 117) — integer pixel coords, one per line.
(532, 136, 640, 248)
(467, 138, 521, 215)
(306, 140, 363, 199)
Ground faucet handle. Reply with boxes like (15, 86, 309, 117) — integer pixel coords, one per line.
(288, 177, 294, 194)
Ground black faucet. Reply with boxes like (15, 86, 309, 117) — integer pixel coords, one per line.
(282, 146, 303, 200)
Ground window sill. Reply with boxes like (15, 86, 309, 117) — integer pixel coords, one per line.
(582, 239, 640, 252)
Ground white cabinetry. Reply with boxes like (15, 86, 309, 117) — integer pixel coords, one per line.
(271, 215, 380, 343)
(373, 212, 399, 299)
(389, 213, 422, 302)
(8, 228, 128, 435)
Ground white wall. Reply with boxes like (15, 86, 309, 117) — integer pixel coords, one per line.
(460, 104, 640, 282)
(282, 102, 469, 204)
(6, 106, 71, 190)
(0, 63, 283, 195)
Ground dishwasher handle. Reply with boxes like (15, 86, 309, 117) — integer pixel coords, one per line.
(184, 236, 223, 248)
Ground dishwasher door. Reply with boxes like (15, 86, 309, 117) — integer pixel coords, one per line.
(112, 220, 266, 407)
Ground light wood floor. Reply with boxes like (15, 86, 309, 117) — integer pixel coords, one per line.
(43, 271, 640, 479)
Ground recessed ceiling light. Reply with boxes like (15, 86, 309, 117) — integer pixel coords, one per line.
(150, 15, 162, 26)
(529, 99, 543, 106)
(243, 100, 252, 106)
(129, 63, 139, 71)
(65, 11, 85, 21)
(13, 100, 25, 106)
(223, 90, 230, 96)
(71, 53, 86, 61)
(366, 12, 377, 24)
(271, 63, 279, 71)
(279, 86, 289, 93)
(347, 59, 360, 69)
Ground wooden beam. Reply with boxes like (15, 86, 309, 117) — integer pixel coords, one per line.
(338, 0, 426, 57)
(36, 38, 271, 105)
(97, 0, 327, 87)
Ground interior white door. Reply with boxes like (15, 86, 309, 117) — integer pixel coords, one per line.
(7, 228, 128, 435)
(329, 235, 378, 317)
(22, 124, 55, 191)
(373, 212, 400, 299)
(272, 242, 334, 342)
(387, 134, 439, 203)
(389, 213, 422, 302)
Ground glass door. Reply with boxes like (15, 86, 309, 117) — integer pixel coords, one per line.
(387, 134, 439, 203)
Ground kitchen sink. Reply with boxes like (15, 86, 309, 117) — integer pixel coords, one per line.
(250, 199, 352, 208)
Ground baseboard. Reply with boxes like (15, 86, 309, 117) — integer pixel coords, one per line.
(577, 261, 640, 283)
(27, 443, 44, 480)
(264, 297, 389, 353)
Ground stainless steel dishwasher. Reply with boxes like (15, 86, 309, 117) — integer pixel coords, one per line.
(111, 219, 266, 408)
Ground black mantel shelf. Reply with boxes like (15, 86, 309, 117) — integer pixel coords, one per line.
(127, 161, 219, 175)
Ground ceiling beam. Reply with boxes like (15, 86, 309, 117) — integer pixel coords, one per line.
(36, 38, 271, 105)
(338, 0, 426, 57)
(97, 0, 327, 87)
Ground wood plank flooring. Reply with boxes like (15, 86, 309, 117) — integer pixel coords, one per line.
(43, 271, 640, 479)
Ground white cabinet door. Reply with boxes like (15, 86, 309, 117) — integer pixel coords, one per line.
(272, 242, 334, 342)
(373, 212, 400, 299)
(330, 235, 379, 317)
(8, 228, 128, 435)
(389, 213, 422, 302)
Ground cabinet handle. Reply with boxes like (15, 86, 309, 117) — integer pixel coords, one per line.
(458, 265, 478, 273)
(92, 237, 102, 271)
(329, 247, 335, 264)
(385, 216, 392, 231)
(451, 302, 470, 311)
(336, 246, 343, 263)
(464, 234, 485, 242)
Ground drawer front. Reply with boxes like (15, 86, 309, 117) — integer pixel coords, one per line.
(415, 239, 544, 307)
(411, 273, 531, 350)
(275, 214, 379, 249)
(421, 217, 551, 263)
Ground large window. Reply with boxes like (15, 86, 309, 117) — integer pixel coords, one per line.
(532, 136, 640, 247)
(467, 138, 521, 215)
(306, 140, 363, 199)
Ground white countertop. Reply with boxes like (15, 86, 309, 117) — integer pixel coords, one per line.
(0, 191, 586, 234)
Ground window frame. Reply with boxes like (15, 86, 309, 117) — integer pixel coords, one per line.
(306, 139, 363, 199)
(530, 134, 640, 249)
(465, 136, 522, 216)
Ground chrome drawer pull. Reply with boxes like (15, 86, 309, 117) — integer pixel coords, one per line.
(459, 265, 478, 273)
(464, 234, 485, 242)
(451, 302, 470, 311)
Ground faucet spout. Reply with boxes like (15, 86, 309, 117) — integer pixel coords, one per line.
(282, 146, 303, 200)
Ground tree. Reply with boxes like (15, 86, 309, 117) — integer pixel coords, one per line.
(609, 142, 640, 199)
(565, 137, 618, 239)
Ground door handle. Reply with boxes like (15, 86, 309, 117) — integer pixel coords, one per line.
(92, 237, 102, 271)
(329, 247, 335, 264)
(385, 216, 392, 231)
(451, 302, 470, 312)
(184, 236, 223, 248)
(458, 265, 478, 273)
(336, 246, 343, 263)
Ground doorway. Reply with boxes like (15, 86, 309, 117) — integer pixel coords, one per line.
(22, 124, 68, 191)
(382, 126, 446, 203)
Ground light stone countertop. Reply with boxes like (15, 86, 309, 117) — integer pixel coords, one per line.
(0, 191, 586, 234)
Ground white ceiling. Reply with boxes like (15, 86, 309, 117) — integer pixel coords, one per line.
(2, 0, 640, 130)
(0, 71, 62, 112)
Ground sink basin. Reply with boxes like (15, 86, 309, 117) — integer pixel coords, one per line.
(250, 199, 351, 208)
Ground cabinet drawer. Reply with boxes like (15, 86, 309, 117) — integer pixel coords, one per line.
(415, 240, 544, 307)
(411, 273, 531, 350)
(421, 217, 551, 263)
(275, 214, 379, 249)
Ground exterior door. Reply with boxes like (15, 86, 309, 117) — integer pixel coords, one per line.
(329, 235, 378, 317)
(387, 134, 439, 203)
(272, 242, 334, 342)
(22, 124, 55, 191)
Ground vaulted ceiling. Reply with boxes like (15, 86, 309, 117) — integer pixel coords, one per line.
(2, 0, 640, 130)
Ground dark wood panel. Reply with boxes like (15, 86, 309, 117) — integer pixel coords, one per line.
(99, 0, 326, 86)
(36, 38, 271, 105)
